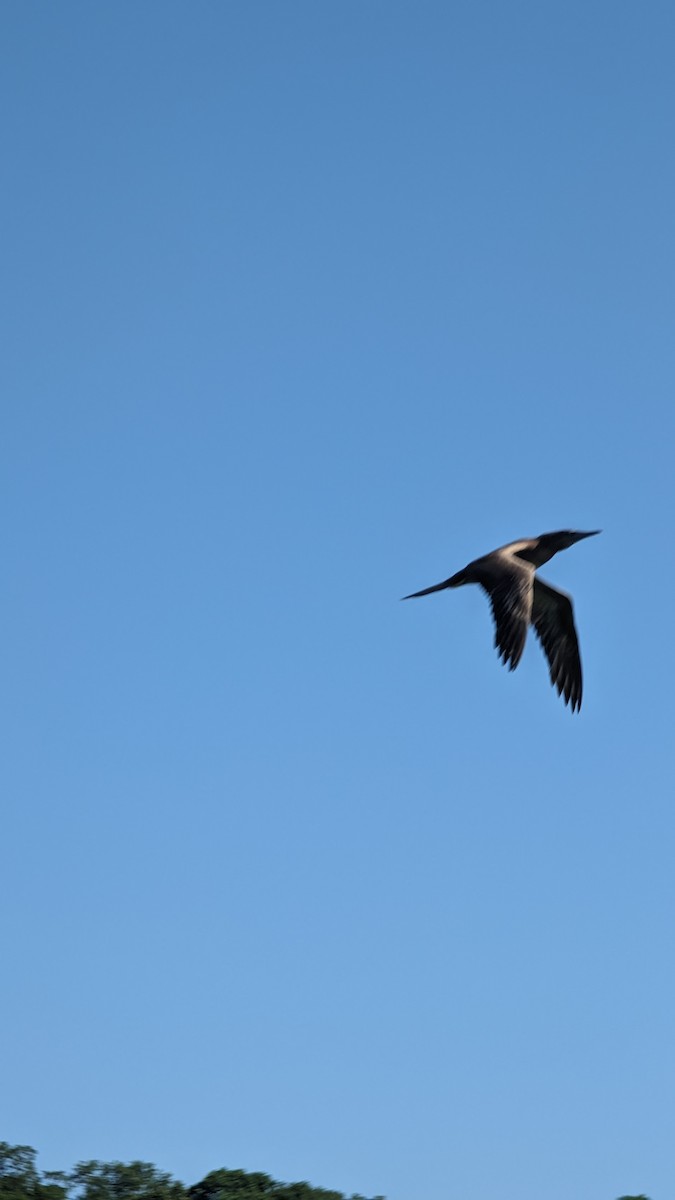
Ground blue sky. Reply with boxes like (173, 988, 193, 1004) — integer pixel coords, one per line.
(2, 4, 675, 1199)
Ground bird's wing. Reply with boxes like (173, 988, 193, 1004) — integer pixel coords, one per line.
(475, 555, 534, 671)
(531, 577, 583, 711)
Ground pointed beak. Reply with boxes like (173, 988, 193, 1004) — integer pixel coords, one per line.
(578, 530, 602, 539)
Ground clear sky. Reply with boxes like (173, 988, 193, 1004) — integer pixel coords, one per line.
(2, 4, 674, 1199)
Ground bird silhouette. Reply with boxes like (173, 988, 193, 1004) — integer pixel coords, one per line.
(403, 530, 600, 711)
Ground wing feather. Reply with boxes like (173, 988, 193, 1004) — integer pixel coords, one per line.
(531, 577, 583, 711)
(475, 556, 534, 671)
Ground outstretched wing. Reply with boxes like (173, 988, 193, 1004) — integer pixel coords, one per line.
(476, 556, 534, 671)
(531, 577, 583, 711)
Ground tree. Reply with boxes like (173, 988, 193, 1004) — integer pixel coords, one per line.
(0, 1145, 382, 1200)
(0, 1145, 67, 1200)
(0, 1144, 40, 1200)
(68, 1162, 185, 1200)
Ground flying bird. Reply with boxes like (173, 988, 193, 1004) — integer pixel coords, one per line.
(403, 530, 600, 711)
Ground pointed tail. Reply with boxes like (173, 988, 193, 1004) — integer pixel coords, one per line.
(401, 569, 467, 599)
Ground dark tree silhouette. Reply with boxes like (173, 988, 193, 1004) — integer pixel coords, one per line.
(0, 1146, 383, 1200)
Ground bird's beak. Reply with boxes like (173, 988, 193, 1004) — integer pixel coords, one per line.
(567, 530, 602, 543)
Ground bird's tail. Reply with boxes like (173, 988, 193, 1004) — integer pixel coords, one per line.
(402, 569, 468, 599)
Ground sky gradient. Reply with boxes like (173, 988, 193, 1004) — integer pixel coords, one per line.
(2, 5, 675, 1200)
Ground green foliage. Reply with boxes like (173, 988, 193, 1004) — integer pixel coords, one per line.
(0, 1147, 382, 1200)
(186, 1167, 381, 1200)
(0, 1145, 67, 1200)
(0, 1144, 40, 1200)
(69, 1161, 186, 1200)
(188, 1168, 274, 1200)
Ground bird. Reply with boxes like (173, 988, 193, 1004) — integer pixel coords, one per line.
(402, 530, 600, 712)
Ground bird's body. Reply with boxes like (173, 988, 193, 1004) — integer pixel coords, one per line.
(403, 530, 599, 711)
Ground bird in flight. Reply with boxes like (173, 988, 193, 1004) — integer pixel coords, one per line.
(403, 530, 600, 712)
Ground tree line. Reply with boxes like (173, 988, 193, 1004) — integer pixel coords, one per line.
(0, 1141, 652, 1200)
(0, 1144, 383, 1200)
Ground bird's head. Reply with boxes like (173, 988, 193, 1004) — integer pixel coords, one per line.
(526, 529, 600, 567)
